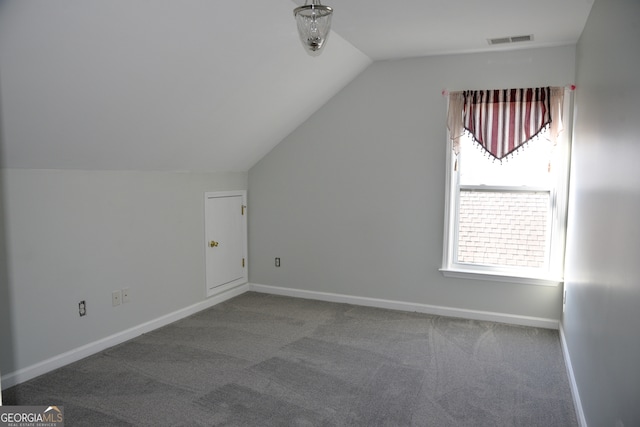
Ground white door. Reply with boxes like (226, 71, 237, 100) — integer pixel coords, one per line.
(204, 191, 247, 296)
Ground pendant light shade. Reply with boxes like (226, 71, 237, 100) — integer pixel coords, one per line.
(294, 0, 333, 54)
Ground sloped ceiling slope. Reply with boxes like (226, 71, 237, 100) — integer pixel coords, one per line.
(0, 0, 371, 172)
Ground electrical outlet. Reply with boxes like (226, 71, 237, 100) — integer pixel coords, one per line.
(122, 288, 130, 303)
(112, 290, 122, 307)
(79, 300, 86, 317)
(275, 257, 281, 267)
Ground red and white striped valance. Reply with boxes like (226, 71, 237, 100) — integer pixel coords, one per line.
(447, 86, 564, 160)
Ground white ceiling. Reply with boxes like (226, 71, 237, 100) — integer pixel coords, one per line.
(323, 0, 594, 60)
(0, 0, 593, 172)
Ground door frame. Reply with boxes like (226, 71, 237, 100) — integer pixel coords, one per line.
(204, 190, 248, 297)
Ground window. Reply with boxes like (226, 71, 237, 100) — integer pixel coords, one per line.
(441, 88, 570, 285)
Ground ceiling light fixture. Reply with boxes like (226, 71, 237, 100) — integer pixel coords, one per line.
(294, 0, 333, 55)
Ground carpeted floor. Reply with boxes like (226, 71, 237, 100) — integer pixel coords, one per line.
(4, 292, 577, 426)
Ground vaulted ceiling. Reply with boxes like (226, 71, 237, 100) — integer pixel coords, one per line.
(0, 0, 593, 172)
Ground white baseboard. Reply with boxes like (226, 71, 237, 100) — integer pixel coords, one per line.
(249, 283, 559, 330)
(2, 281, 560, 391)
(1, 283, 249, 390)
(559, 323, 587, 427)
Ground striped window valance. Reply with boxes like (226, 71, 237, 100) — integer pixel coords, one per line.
(447, 86, 564, 160)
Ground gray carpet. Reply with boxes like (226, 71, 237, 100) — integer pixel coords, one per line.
(4, 292, 577, 426)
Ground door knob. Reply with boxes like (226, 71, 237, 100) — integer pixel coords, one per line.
(209, 240, 219, 247)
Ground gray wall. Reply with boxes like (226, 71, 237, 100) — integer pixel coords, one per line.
(248, 46, 576, 321)
(563, 0, 640, 425)
(1, 169, 246, 377)
(0, 70, 12, 391)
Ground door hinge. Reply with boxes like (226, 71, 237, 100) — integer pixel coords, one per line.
(242, 258, 245, 267)
(241, 205, 246, 215)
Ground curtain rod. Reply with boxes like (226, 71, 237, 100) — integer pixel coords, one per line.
(441, 85, 576, 97)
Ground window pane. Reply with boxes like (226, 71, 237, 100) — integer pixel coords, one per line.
(459, 134, 553, 187)
(457, 190, 549, 268)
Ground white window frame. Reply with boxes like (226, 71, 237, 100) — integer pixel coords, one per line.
(440, 93, 572, 286)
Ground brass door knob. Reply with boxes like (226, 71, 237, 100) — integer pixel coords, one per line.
(209, 241, 219, 247)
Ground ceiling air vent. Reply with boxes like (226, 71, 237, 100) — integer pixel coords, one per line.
(488, 34, 533, 45)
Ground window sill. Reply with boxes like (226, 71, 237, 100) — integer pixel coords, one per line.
(440, 267, 563, 287)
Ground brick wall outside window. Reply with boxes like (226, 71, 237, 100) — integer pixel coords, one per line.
(457, 191, 549, 268)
